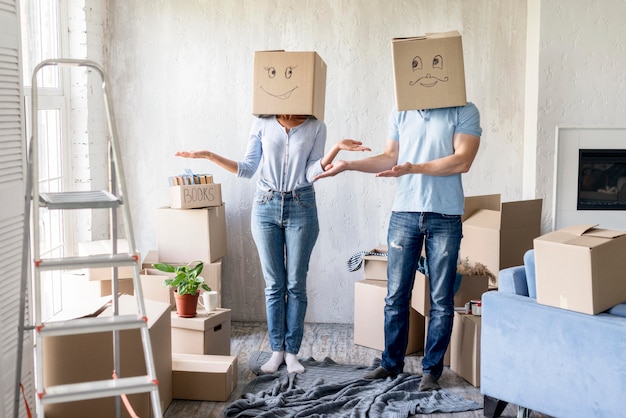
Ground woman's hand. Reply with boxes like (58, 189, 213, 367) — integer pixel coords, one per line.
(336, 139, 371, 152)
(175, 150, 211, 159)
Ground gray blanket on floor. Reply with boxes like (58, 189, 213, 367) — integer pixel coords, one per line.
(223, 351, 481, 418)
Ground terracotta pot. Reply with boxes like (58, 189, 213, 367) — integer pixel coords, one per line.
(174, 291, 199, 318)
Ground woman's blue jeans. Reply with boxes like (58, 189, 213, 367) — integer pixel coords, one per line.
(382, 211, 462, 379)
(250, 185, 319, 354)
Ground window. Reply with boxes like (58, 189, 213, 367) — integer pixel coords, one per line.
(21, 0, 68, 320)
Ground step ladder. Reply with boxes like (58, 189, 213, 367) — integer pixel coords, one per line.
(15, 59, 162, 418)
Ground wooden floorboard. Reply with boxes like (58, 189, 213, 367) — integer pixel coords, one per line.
(164, 321, 524, 418)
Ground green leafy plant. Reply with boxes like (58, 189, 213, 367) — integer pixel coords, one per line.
(152, 260, 211, 296)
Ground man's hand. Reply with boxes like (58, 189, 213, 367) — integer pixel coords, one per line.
(376, 162, 413, 178)
(314, 160, 349, 180)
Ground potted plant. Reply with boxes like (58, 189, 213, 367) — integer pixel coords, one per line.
(152, 260, 211, 318)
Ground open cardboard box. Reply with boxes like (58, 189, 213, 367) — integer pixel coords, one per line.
(172, 353, 237, 402)
(460, 194, 542, 280)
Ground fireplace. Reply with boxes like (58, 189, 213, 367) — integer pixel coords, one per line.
(577, 149, 626, 210)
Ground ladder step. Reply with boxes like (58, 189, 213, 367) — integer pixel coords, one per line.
(39, 315, 147, 337)
(39, 375, 158, 405)
(39, 190, 121, 209)
(35, 253, 139, 271)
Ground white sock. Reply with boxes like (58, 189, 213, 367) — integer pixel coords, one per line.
(285, 352, 305, 374)
(261, 351, 284, 373)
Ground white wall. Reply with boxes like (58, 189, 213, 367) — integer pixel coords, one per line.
(534, 0, 626, 231)
(106, 0, 527, 322)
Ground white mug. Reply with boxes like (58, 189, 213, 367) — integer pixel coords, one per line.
(198, 290, 218, 313)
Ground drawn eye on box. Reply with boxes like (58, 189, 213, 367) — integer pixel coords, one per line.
(409, 53, 449, 88)
(260, 64, 300, 100)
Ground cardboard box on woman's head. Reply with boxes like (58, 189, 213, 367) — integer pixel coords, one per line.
(392, 31, 467, 111)
(252, 50, 327, 120)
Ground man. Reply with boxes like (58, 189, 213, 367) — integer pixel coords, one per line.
(317, 103, 480, 390)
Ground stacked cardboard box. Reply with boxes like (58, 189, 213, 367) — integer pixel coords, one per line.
(148, 196, 235, 403)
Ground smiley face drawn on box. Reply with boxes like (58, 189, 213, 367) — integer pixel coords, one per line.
(252, 51, 327, 120)
(409, 53, 449, 88)
(392, 32, 466, 111)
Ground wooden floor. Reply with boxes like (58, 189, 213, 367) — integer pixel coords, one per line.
(163, 321, 524, 418)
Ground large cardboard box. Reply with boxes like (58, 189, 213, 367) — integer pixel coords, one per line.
(252, 50, 327, 120)
(171, 308, 231, 355)
(172, 353, 237, 402)
(43, 296, 172, 418)
(450, 312, 481, 387)
(141, 251, 223, 307)
(77, 239, 138, 281)
(157, 205, 227, 264)
(460, 194, 542, 279)
(411, 272, 490, 317)
(392, 31, 466, 111)
(169, 183, 222, 209)
(353, 280, 425, 354)
(534, 224, 626, 315)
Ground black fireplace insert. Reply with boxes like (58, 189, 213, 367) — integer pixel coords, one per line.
(577, 149, 626, 210)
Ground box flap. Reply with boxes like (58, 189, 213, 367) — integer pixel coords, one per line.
(462, 208, 501, 228)
(582, 227, 626, 239)
(172, 353, 236, 373)
(500, 199, 543, 229)
(462, 194, 501, 221)
(560, 224, 599, 237)
(99, 294, 170, 328)
(47, 296, 112, 322)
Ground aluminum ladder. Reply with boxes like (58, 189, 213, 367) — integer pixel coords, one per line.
(14, 59, 162, 418)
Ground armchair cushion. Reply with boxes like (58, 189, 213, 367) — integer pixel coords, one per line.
(497, 266, 528, 296)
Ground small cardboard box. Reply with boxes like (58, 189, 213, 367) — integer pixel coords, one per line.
(171, 308, 231, 355)
(141, 251, 223, 307)
(140, 269, 175, 308)
(157, 204, 227, 264)
(354, 280, 425, 354)
(534, 224, 626, 315)
(392, 31, 466, 111)
(252, 50, 327, 120)
(411, 272, 490, 317)
(77, 239, 138, 281)
(460, 194, 543, 279)
(363, 245, 389, 280)
(450, 312, 481, 387)
(43, 296, 172, 418)
(169, 183, 222, 209)
(172, 353, 237, 401)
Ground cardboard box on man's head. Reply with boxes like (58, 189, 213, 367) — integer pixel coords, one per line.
(392, 31, 466, 111)
(252, 50, 327, 120)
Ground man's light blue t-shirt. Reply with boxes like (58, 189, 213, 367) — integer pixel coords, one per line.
(237, 116, 326, 192)
(387, 102, 482, 215)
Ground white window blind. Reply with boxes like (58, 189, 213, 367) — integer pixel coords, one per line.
(0, 0, 30, 416)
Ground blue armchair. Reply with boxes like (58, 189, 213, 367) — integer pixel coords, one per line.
(481, 250, 626, 418)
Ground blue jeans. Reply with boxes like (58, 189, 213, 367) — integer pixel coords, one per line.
(382, 211, 462, 379)
(250, 185, 319, 354)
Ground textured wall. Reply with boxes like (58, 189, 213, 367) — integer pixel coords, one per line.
(106, 0, 527, 322)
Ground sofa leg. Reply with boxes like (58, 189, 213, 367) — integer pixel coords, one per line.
(483, 395, 508, 417)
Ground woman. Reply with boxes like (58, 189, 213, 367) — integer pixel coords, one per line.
(176, 114, 369, 373)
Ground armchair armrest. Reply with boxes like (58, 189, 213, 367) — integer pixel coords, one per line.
(497, 266, 529, 296)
